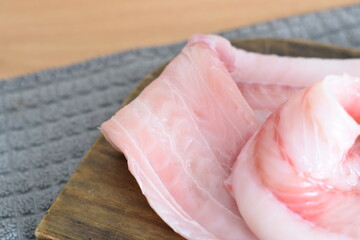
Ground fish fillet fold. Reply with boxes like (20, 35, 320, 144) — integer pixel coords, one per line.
(230, 74, 360, 240)
(190, 34, 360, 123)
(101, 35, 258, 240)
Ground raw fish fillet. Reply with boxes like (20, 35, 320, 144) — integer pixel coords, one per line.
(101, 34, 360, 240)
(101, 36, 258, 239)
(230, 74, 360, 240)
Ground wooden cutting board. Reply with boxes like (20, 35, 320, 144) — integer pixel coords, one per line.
(35, 39, 360, 240)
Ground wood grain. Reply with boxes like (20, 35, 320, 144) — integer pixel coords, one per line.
(35, 39, 360, 240)
(0, 0, 358, 79)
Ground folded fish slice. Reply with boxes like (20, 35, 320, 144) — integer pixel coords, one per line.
(231, 74, 360, 240)
(197, 35, 360, 123)
(101, 35, 258, 240)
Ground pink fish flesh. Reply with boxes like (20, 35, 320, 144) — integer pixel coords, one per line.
(101, 36, 258, 240)
(101, 34, 360, 240)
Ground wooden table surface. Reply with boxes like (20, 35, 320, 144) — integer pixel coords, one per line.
(0, 0, 358, 80)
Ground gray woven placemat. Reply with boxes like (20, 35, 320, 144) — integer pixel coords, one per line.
(1, 4, 360, 240)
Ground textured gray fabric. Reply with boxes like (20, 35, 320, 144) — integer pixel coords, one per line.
(1, 4, 360, 239)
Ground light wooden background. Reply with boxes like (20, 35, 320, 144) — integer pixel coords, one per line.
(0, 0, 358, 79)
